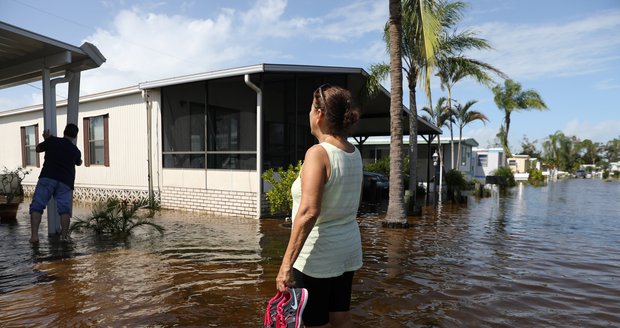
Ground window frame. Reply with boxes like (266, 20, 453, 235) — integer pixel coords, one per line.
(83, 114, 109, 167)
(20, 124, 40, 167)
(478, 154, 488, 167)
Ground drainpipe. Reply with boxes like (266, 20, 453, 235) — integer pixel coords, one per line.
(244, 74, 263, 219)
(141, 90, 154, 205)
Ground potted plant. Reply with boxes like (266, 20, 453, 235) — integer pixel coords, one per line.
(0, 167, 29, 221)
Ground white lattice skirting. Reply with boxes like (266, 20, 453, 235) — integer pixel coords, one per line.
(23, 184, 262, 218)
(23, 184, 157, 203)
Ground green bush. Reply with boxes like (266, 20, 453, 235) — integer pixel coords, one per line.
(445, 169, 468, 202)
(528, 169, 545, 186)
(493, 166, 516, 187)
(262, 161, 302, 216)
(445, 169, 467, 190)
(614, 171, 620, 179)
(603, 170, 610, 179)
(364, 156, 390, 177)
(71, 197, 164, 238)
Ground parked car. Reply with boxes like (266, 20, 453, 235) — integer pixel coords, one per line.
(575, 169, 586, 179)
(362, 172, 389, 202)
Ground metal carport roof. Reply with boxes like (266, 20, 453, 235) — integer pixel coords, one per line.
(0, 21, 105, 89)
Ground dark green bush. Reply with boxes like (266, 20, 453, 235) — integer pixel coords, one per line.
(493, 166, 516, 187)
(445, 169, 467, 190)
(364, 156, 390, 177)
(262, 161, 302, 216)
(528, 169, 545, 186)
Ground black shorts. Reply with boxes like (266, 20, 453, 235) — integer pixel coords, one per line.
(292, 268, 355, 327)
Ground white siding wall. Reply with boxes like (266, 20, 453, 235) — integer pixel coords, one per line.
(77, 93, 149, 190)
(2, 86, 263, 218)
(0, 90, 154, 201)
(0, 108, 42, 175)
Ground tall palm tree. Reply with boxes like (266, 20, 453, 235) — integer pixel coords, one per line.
(492, 79, 547, 158)
(453, 100, 488, 167)
(579, 139, 599, 165)
(433, 0, 505, 169)
(384, 0, 407, 225)
(437, 56, 505, 168)
(421, 96, 451, 167)
(385, 0, 442, 211)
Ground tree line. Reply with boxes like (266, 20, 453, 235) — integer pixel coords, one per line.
(520, 134, 620, 173)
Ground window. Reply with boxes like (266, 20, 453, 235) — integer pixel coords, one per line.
(478, 154, 488, 167)
(83, 115, 109, 166)
(20, 124, 39, 167)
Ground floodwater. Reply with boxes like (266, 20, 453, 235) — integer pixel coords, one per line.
(1, 179, 619, 327)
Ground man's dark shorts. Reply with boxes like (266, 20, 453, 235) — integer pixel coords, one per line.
(29, 177, 73, 215)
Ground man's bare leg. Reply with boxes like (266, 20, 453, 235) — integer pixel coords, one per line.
(60, 214, 71, 241)
(30, 211, 42, 244)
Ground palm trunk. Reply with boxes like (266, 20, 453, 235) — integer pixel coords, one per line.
(447, 86, 455, 169)
(503, 111, 512, 157)
(457, 126, 463, 169)
(384, 0, 407, 226)
(408, 84, 418, 213)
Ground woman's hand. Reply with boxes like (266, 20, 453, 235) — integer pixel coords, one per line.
(276, 264, 293, 292)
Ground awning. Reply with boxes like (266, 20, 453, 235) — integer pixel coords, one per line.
(0, 21, 106, 89)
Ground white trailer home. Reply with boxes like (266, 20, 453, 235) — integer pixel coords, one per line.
(1, 64, 441, 218)
(472, 147, 506, 182)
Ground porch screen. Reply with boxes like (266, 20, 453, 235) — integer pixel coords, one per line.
(161, 81, 257, 169)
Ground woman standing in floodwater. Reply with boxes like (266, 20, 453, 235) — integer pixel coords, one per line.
(276, 84, 364, 328)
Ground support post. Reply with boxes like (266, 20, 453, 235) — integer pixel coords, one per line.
(67, 71, 80, 125)
(42, 68, 60, 235)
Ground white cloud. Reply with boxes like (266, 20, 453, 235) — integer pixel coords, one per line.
(463, 126, 500, 149)
(467, 9, 620, 80)
(334, 40, 387, 64)
(563, 119, 620, 142)
(319, 0, 387, 42)
(76, 0, 387, 96)
(595, 78, 620, 90)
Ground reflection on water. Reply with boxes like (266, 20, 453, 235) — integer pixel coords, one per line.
(1, 179, 620, 327)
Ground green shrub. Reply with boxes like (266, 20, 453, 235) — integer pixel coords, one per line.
(603, 170, 610, 179)
(493, 166, 516, 187)
(262, 161, 302, 216)
(71, 197, 164, 238)
(614, 171, 620, 179)
(445, 169, 468, 202)
(364, 156, 390, 177)
(528, 169, 545, 186)
(445, 169, 467, 190)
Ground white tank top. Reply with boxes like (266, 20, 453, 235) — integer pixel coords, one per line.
(291, 142, 363, 278)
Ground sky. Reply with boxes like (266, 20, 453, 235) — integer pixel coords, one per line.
(1, 0, 619, 152)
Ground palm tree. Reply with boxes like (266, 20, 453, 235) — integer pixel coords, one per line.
(433, 1, 506, 169)
(542, 131, 580, 173)
(492, 79, 547, 158)
(383, 0, 408, 225)
(437, 56, 505, 168)
(382, 0, 442, 212)
(579, 139, 599, 165)
(421, 96, 451, 167)
(453, 100, 488, 167)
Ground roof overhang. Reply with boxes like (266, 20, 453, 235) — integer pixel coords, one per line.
(139, 63, 442, 137)
(0, 21, 106, 89)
